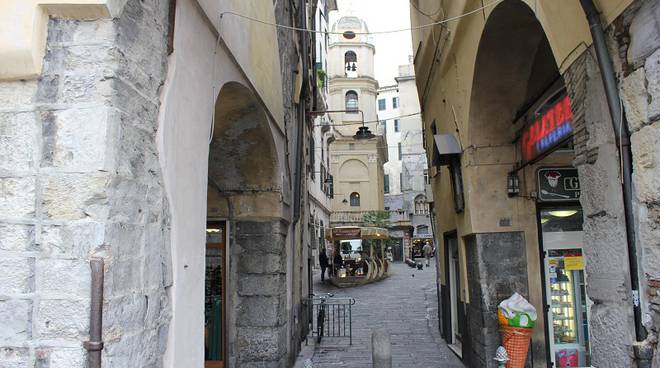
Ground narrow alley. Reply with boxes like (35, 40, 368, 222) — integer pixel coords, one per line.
(1, 1, 660, 367)
(307, 263, 464, 367)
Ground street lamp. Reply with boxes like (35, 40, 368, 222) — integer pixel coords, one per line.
(353, 125, 375, 140)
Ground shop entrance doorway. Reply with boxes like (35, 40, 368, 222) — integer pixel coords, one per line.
(205, 221, 226, 368)
(539, 205, 591, 367)
(392, 238, 403, 262)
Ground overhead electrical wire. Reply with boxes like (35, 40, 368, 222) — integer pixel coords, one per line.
(219, 0, 504, 36)
(312, 111, 423, 127)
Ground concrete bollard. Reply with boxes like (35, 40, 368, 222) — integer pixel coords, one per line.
(372, 329, 392, 368)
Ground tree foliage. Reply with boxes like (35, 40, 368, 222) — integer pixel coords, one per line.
(362, 211, 391, 228)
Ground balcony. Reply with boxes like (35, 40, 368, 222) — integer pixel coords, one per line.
(389, 211, 412, 228)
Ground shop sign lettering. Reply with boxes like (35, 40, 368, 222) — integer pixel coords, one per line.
(521, 95, 573, 163)
(538, 168, 580, 202)
(332, 227, 361, 239)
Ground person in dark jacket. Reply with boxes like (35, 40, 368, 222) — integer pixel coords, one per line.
(319, 248, 329, 282)
(333, 250, 343, 276)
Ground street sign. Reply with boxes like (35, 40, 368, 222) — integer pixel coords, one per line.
(537, 168, 580, 202)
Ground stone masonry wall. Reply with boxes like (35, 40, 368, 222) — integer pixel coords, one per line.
(561, 0, 660, 365)
(274, 0, 308, 365)
(612, 0, 660, 365)
(0, 1, 172, 367)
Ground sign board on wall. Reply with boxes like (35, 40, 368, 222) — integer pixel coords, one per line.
(520, 95, 574, 163)
(537, 168, 580, 202)
(331, 227, 361, 239)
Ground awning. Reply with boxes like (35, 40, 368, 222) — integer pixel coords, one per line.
(432, 134, 461, 167)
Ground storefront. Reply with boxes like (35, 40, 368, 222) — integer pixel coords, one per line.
(205, 221, 227, 368)
(536, 168, 591, 367)
(517, 87, 592, 366)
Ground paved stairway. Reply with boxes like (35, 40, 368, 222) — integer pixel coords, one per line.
(308, 261, 465, 368)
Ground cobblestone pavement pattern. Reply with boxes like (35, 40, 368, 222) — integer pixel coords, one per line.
(309, 261, 465, 368)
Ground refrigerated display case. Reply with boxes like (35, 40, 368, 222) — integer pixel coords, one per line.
(540, 207, 591, 368)
(546, 249, 590, 367)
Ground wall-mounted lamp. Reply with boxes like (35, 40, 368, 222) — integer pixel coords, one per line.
(507, 173, 520, 197)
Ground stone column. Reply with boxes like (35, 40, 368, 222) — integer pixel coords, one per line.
(464, 232, 528, 368)
(232, 220, 289, 367)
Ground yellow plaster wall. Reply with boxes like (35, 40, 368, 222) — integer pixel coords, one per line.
(329, 138, 385, 213)
(414, 0, 632, 238)
(208, 0, 286, 131)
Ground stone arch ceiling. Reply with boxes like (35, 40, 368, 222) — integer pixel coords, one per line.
(209, 82, 280, 193)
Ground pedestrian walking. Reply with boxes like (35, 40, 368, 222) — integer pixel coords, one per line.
(319, 248, 329, 282)
(422, 241, 433, 267)
(333, 250, 343, 276)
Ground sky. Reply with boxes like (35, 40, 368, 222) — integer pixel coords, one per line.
(328, 0, 414, 87)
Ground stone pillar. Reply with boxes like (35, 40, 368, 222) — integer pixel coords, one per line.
(563, 46, 636, 367)
(372, 329, 392, 368)
(232, 220, 289, 367)
(464, 232, 527, 368)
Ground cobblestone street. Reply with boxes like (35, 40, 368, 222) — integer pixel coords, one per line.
(308, 261, 464, 368)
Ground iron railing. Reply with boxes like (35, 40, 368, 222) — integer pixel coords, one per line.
(304, 296, 356, 345)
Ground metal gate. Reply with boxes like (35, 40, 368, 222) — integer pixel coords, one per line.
(304, 296, 356, 344)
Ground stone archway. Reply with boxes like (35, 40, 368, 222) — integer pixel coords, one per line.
(468, 1, 560, 148)
(206, 81, 288, 367)
(463, 2, 568, 366)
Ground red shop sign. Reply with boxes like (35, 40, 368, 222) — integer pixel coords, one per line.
(520, 95, 573, 163)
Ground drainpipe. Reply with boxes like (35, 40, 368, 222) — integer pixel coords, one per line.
(84, 258, 105, 367)
(579, 0, 645, 342)
(293, 0, 308, 224)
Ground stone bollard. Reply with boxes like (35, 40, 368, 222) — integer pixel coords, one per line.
(372, 329, 392, 368)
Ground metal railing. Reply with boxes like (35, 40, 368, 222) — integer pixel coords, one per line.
(304, 296, 356, 345)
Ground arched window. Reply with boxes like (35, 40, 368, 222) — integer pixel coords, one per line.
(345, 51, 357, 63)
(414, 195, 428, 215)
(350, 192, 360, 207)
(345, 51, 357, 77)
(345, 91, 358, 112)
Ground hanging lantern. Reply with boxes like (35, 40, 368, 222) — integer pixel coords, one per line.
(353, 126, 375, 140)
